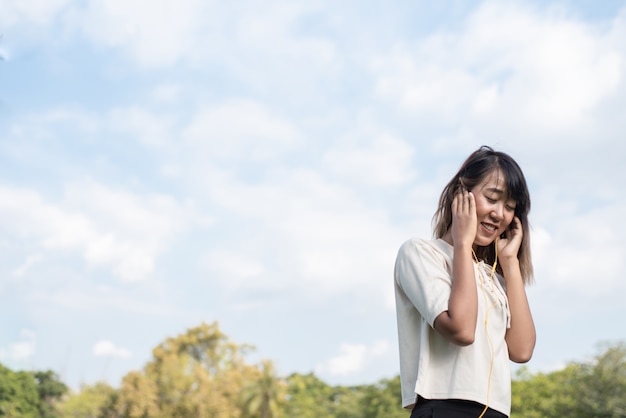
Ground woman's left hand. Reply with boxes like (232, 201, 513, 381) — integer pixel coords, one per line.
(497, 216, 523, 262)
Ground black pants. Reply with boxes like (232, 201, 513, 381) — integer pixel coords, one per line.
(410, 397, 508, 418)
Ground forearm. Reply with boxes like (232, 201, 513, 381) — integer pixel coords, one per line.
(434, 246, 478, 345)
(502, 259, 536, 362)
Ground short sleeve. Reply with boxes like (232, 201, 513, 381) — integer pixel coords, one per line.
(394, 238, 453, 327)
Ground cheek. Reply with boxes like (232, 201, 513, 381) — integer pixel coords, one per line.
(473, 198, 488, 215)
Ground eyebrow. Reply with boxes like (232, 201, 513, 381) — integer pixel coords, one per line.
(485, 186, 517, 203)
(485, 187, 505, 194)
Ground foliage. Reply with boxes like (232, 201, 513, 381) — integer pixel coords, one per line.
(511, 341, 626, 418)
(283, 373, 405, 418)
(136, 321, 260, 417)
(0, 364, 67, 418)
(56, 382, 117, 418)
(283, 372, 337, 417)
(0, 364, 40, 418)
(359, 376, 407, 418)
(33, 370, 68, 418)
(98, 321, 263, 417)
(240, 359, 286, 418)
(575, 342, 626, 418)
(114, 371, 159, 417)
(283, 372, 360, 418)
(511, 364, 581, 418)
(4, 324, 626, 418)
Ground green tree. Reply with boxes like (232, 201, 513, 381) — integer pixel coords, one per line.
(511, 364, 581, 418)
(0, 364, 39, 418)
(576, 342, 626, 418)
(33, 370, 68, 418)
(56, 382, 118, 418)
(283, 372, 336, 417)
(327, 385, 364, 418)
(241, 359, 286, 418)
(282, 372, 365, 418)
(115, 321, 256, 417)
(360, 376, 406, 418)
(511, 342, 626, 418)
(114, 371, 158, 417)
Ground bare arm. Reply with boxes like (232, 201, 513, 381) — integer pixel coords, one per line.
(434, 189, 479, 346)
(501, 259, 535, 362)
(498, 218, 536, 362)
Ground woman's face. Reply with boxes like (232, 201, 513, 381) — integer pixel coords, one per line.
(470, 169, 517, 247)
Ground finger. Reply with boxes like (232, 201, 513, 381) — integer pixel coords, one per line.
(454, 188, 464, 213)
(467, 191, 475, 214)
(512, 217, 523, 238)
(452, 191, 459, 213)
(508, 217, 520, 232)
(460, 188, 468, 212)
(463, 189, 472, 214)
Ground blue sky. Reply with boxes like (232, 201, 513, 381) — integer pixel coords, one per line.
(1, 0, 626, 391)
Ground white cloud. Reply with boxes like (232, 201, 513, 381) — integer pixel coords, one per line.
(374, 54, 478, 115)
(530, 226, 551, 269)
(194, 166, 404, 296)
(29, 283, 182, 318)
(0, 0, 70, 28)
(233, 1, 338, 72)
(64, 0, 337, 76)
(316, 340, 390, 377)
(8, 106, 100, 142)
(13, 254, 43, 277)
(0, 180, 203, 282)
(109, 106, 175, 148)
(371, 1, 626, 145)
(183, 99, 300, 163)
(202, 250, 267, 288)
(532, 201, 626, 296)
(64, 180, 202, 281)
(67, 0, 206, 68)
(0, 47, 9, 62)
(323, 131, 417, 187)
(0, 329, 36, 363)
(93, 340, 131, 358)
(151, 83, 183, 104)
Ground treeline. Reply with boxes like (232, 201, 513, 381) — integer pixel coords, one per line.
(1, 322, 625, 417)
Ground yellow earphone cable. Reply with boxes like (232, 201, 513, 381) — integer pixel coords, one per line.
(473, 242, 498, 418)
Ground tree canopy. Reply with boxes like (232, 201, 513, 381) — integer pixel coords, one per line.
(2, 323, 625, 418)
(0, 365, 67, 418)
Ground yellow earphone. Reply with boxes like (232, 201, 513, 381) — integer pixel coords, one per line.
(472, 241, 498, 418)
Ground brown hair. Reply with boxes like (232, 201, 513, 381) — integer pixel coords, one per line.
(432, 146, 534, 284)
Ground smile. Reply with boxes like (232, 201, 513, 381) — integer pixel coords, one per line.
(481, 222, 498, 233)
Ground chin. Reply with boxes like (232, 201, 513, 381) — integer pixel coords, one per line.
(474, 236, 496, 247)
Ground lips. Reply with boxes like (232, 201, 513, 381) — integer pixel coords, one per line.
(481, 222, 499, 234)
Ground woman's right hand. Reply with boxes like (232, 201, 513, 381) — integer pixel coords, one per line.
(451, 187, 477, 249)
(434, 186, 479, 345)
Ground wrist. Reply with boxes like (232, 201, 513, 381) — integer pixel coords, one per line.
(500, 257, 521, 275)
(453, 242, 474, 255)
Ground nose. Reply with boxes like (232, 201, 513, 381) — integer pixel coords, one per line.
(491, 203, 504, 221)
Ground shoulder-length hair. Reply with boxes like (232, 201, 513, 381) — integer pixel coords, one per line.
(432, 146, 534, 284)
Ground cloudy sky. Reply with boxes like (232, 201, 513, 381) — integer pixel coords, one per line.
(1, 0, 626, 391)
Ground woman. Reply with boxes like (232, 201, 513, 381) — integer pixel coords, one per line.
(394, 146, 536, 418)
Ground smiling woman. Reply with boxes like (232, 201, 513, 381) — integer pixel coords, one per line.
(433, 147, 533, 283)
(394, 146, 536, 418)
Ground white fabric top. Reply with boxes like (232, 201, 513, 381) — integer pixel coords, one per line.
(394, 238, 512, 416)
